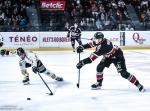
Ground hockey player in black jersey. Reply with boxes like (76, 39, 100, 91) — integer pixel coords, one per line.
(0, 49, 16, 56)
(76, 32, 145, 92)
(67, 23, 82, 52)
(0, 38, 15, 56)
(16, 47, 63, 85)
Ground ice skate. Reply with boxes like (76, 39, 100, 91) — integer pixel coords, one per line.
(55, 77, 63, 81)
(138, 85, 146, 92)
(91, 82, 101, 90)
(22, 76, 30, 85)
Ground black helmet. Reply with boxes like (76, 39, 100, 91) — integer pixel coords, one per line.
(94, 32, 104, 39)
(0, 49, 6, 56)
(17, 47, 25, 56)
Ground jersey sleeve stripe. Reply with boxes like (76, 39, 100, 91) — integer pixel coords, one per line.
(90, 53, 98, 61)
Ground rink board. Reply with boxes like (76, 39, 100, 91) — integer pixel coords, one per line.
(0, 31, 150, 51)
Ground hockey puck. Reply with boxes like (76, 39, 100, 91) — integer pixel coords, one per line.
(27, 98, 31, 100)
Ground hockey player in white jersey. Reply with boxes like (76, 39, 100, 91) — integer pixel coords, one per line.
(16, 47, 63, 85)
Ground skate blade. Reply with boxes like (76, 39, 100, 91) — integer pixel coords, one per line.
(140, 88, 146, 92)
(91, 87, 101, 90)
(23, 82, 30, 85)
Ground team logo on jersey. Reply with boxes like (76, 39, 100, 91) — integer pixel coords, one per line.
(96, 45, 101, 52)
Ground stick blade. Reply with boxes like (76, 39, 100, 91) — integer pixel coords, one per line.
(46, 93, 53, 95)
(77, 83, 79, 88)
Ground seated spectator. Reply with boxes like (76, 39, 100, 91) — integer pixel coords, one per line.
(0, 10, 5, 25)
(17, 15, 29, 31)
(125, 23, 135, 31)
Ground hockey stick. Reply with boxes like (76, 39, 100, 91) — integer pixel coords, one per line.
(81, 38, 92, 40)
(0, 33, 4, 42)
(37, 72, 53, 95)
(77, 52, 81, 88)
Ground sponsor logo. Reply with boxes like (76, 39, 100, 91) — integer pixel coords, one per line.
(9, 35, 37, 42)
(43, 37, 70, 42)
(109, 38, 119, 42)
(40, 1, 66, 10)
(132, 33, 146, 44)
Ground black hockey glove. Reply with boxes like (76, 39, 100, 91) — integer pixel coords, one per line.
(76, 45, 84, 53)
(32, 66, 38, 73)
(76, 60, 84, 69)
(0, 42, 3, 47)
(76, 57, 93, 69)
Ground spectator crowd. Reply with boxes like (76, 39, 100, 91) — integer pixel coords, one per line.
(0, 0, 149, 31)
(63, 0, 149, 31)
(0, 0, 32, 31)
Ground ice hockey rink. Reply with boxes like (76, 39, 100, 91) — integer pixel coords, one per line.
(0, 49, 150, 111)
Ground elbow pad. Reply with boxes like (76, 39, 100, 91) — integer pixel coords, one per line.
(89, 53, 98, 61)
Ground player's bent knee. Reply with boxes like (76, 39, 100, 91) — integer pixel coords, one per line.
(21, 69, 29, 76)
(120, 71, 130, 79)
(97, 65, 105, 72)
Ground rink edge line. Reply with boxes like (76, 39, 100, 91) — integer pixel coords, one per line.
(4, 46, 150, 51)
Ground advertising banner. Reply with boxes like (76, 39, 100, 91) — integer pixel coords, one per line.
(125, 31, 150, 46)
(40, 0, 66, 11)
(39, 32, 70, 48)
(0, 32, 39, 48)
(0, 31, 149, 49)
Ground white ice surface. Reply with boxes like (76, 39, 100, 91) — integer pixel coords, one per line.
(0, 50, 150, 111)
